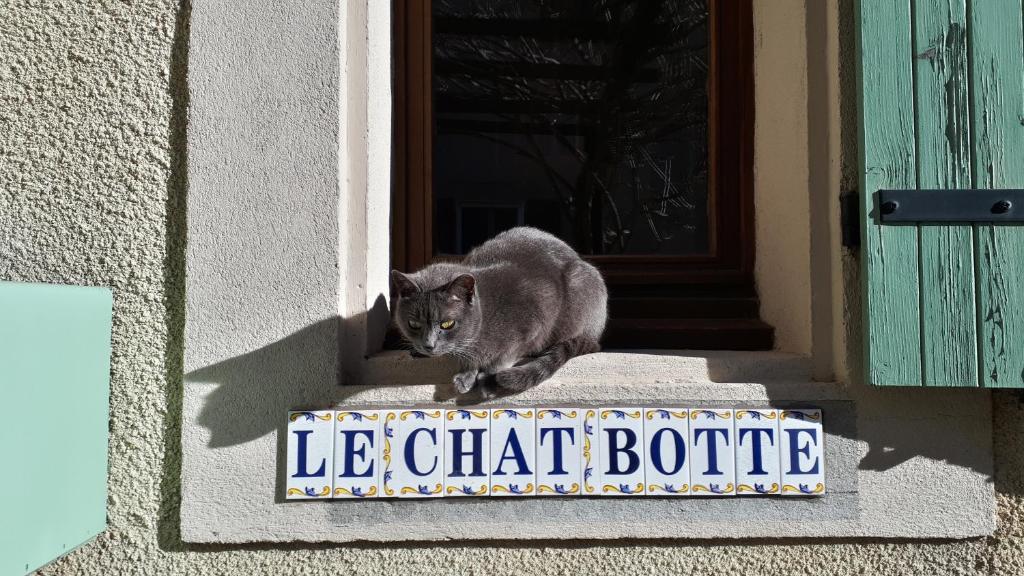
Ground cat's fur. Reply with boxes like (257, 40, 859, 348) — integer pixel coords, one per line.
(391, 226, 607, 395)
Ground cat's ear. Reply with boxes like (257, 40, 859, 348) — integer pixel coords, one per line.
(390, 270, 419, 298)
(446, 274, 476, 304)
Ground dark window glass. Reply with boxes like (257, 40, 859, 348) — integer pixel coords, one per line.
(433, 0, 710, 255)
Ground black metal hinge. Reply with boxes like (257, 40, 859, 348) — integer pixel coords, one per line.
(878, 189, 1024, 223)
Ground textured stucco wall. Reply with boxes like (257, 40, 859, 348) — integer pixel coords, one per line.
(3, 1, 1024, 575)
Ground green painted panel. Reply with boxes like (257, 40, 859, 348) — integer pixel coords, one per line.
(970, 1, 1024, 388)
(913, 0, 979, 386)
(0, 282, 112, 575)
(856, 0, 923, 385)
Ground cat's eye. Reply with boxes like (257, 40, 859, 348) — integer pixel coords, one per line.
(408, 320, 422, 330)
(439, 319, 455, 330)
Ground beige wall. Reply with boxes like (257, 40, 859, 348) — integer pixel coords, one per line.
(3, 0, 1024, 574)
(753, 0, 813, 357)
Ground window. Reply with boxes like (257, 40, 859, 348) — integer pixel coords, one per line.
(393, 0, 771, 349)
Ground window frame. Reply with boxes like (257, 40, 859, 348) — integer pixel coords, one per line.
(391, 0, 764, 349)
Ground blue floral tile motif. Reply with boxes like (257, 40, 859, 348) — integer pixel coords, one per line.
(690, 409, 732, 420)
(538, 409, 576, 420)
(289, 411, 332, 422)
(781, 410, 821, 422)
(401, 483, 443, 496)
(334, 485, 378, 497)
(381, 412, 397, 496)
(692, 483, 734, 495)
(287, 486, 331, 498)
(782, 482, 824, 495)
(582, 409, 598, 494)
(735, 409, 776, 421)
(647, 483, 689, 494)
(401, 409, 441, 421)
(647, 409, 687, 420)
(446, 484, 487, 496)
(492, 409, 533, 420)
(492, 483, 533, 495)
(538, 482, 579, 495)
(447, 409, 488, 421)
(737, 483, 779, 494)
(600, 409, 640, 420)
(336, 411, 379, 422)
(602, 482, 644, 495)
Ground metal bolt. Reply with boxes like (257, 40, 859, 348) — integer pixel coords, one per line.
(881, 200, 899, 215)
(992, 200, 1012, 214)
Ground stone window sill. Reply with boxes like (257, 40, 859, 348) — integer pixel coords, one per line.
(182, 349, 995, 544)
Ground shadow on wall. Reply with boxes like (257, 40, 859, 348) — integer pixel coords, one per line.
(186, 296, 389, 449)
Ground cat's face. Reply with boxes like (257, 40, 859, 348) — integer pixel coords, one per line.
(391, 271, 480, 357)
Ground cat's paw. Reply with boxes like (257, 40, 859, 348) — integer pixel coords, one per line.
(493, 367, 538, 392)
(452, 370, 479, 394)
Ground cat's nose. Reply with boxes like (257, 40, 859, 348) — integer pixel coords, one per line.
(422, 343, 435, 352)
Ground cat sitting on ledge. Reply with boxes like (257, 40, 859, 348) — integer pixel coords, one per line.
(391, 227, 608, 397)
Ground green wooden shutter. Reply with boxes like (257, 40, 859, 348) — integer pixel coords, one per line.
(0, 282, 112, 575)
(857, 0, 1024, 387)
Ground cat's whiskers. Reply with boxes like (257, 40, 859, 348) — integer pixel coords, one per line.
(447, 344, 480, 367)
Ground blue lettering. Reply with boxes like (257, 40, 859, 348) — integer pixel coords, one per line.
(738, 428, 773, 476)
(539, 427, 574, 475)
(694, 428, 729, 476)
(404, 427, 438, 476)
(785, 428, 820, 475)
(337, 429, 374, 478)
(291, 430, 326, 478)
(493, 429, 532, 476)
(448, 428, 487, 477)
(649, 427, 686, 476)
(604, 428, 640, 475)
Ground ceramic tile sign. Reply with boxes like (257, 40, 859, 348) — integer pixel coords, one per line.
(490, 409, 537, 496)
(445, 409, 490, 496)
(734, 409, 781, 495)
(643, 409, 690, 496)
(286, 410, 335, 499)
(689, 409, 736, 496)
(598, 408, 645, 496)
(536, 408, 582, 496)
(285, 406, 824, 499)
(333, 410, 381, 498)
(381, 409, 445, 498)
(779, 409, 825, 496)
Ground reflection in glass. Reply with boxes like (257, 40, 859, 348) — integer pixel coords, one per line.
(433, 0, 709, 255)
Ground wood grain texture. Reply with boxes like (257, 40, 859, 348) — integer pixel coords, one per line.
(857, 0, 923, 385)
(913, 0, 979, 386)
(969, 0, 1024, 387)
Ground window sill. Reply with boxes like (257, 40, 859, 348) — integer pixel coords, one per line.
(363, 349, 830, 400)
(181, 349, 995, 544)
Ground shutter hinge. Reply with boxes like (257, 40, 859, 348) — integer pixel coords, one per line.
(840, 190, 860, 249)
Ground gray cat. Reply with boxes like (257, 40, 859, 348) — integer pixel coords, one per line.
(391, 226, 607, 395)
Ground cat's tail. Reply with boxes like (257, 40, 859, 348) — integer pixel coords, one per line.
(493, 336, 600, 393)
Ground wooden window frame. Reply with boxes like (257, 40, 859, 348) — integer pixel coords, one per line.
(392, 0, 767, 349)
